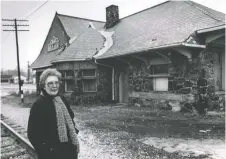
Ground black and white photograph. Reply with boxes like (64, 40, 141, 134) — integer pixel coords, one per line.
(1, 0, 225, 158)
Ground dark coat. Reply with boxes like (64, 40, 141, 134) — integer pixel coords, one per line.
(27, 91, 79, 159)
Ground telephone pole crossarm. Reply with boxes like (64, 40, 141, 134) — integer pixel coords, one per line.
(2, 24, 29, 26)
(3, 30, 29, 31)
(2, 19, 28, 21)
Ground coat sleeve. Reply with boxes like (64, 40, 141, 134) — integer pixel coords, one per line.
(61, 96, 79, 134)
(27, 101, 52, 154)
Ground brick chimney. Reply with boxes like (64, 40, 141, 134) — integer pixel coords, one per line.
(105, 5, 119, 29)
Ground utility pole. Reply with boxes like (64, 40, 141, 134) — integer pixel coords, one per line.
(27, 61, 30, 83)
(2, 18, 29, 103)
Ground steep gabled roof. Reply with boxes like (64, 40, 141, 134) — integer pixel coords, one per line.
(30, 13, 105, 69)
(96, 0, 225, 59)
(52, 27, 105, 62)
(57, 14, 105, 39)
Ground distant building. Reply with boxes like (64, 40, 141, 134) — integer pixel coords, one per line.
(13, 76, 27, 84)
(1, 75, 13, 83)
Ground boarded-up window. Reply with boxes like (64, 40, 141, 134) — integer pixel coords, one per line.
(83, 79, 97, 92)
(82, 69, 96, 77)
(146, 64, 168, 91)
(153, 77, 168, 91)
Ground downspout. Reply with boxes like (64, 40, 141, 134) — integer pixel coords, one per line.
(94, 59, 115, 100)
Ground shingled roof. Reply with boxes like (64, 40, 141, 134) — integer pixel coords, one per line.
(30, 50, 57, 69)
(96, 0, 225, 59)
(57, 14, 105, 39)
(31, 0, 225, 69)
(52, 26, 105, 62)
(30, 14, 105, 69)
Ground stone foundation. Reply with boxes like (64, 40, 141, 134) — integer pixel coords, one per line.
(129, 91, 195, 110)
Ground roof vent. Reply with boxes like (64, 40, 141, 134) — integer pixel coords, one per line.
(88, 22, 96, 29)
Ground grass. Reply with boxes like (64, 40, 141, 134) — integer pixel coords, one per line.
(1, 92, 38, 108)
(73, 105, 225, 139)
(73, 105, 225, 158)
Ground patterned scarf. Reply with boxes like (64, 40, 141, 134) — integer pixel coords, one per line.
(53, 96, 79, 151)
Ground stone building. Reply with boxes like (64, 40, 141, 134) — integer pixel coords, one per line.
(30, 1, 225, 106)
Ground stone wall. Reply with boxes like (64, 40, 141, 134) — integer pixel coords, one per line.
(129, 91, 195, 111)
(126, 48, 225, 112)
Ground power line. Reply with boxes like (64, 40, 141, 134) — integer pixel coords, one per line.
(1, 32, 11, 44)
(1, 1, 49, 44)
(25, 1, 50, 19)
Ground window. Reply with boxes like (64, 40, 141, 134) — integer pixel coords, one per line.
(65, 79, 75, 92)
(62, 70, 75, 92)
(147, 64, 169, 91)
(82, 69, 96, 77)
(153, 77, 168, 91)
(63, 69, 97, 92)
(59, 71, 65, 77)
(65, 70, 74, 77)
(48, 36, 59, 52)
(82, 79, 97, 92)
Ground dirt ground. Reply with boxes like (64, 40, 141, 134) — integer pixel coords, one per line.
(1, 94, 225, 159)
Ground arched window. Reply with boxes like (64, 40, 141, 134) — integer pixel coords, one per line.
(48, 36, 59, 52)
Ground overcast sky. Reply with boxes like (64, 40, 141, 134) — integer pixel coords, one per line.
(1, 0, 225, 71)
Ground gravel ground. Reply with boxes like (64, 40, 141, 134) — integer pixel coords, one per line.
(1, 103, 130, 159)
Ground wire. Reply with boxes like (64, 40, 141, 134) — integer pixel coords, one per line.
(1, 1, 50, 43)
(1, 32, 11, 44)
(25, 0, 50, 20)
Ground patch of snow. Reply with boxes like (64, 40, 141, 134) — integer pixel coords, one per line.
(141, 137, 225, 159)
(89, 22, 96, 29)
(93, 31, 114, 58)
(69, 36, 77, 44)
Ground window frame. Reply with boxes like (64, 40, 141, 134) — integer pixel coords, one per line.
(147, 64, 169, 92)
(153, 77, 168, 91)
(82, 69, 96, 77)
(82, 79, 97, 92)
(65, 79, 75, 92)
(47, 36, 59, 52)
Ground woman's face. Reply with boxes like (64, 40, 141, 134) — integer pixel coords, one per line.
(44, 76, 60, 96)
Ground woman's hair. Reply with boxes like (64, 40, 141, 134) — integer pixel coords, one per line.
(39, 68, 62, 88)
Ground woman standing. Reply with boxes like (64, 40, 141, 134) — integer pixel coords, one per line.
(27, 68, 80, 159)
